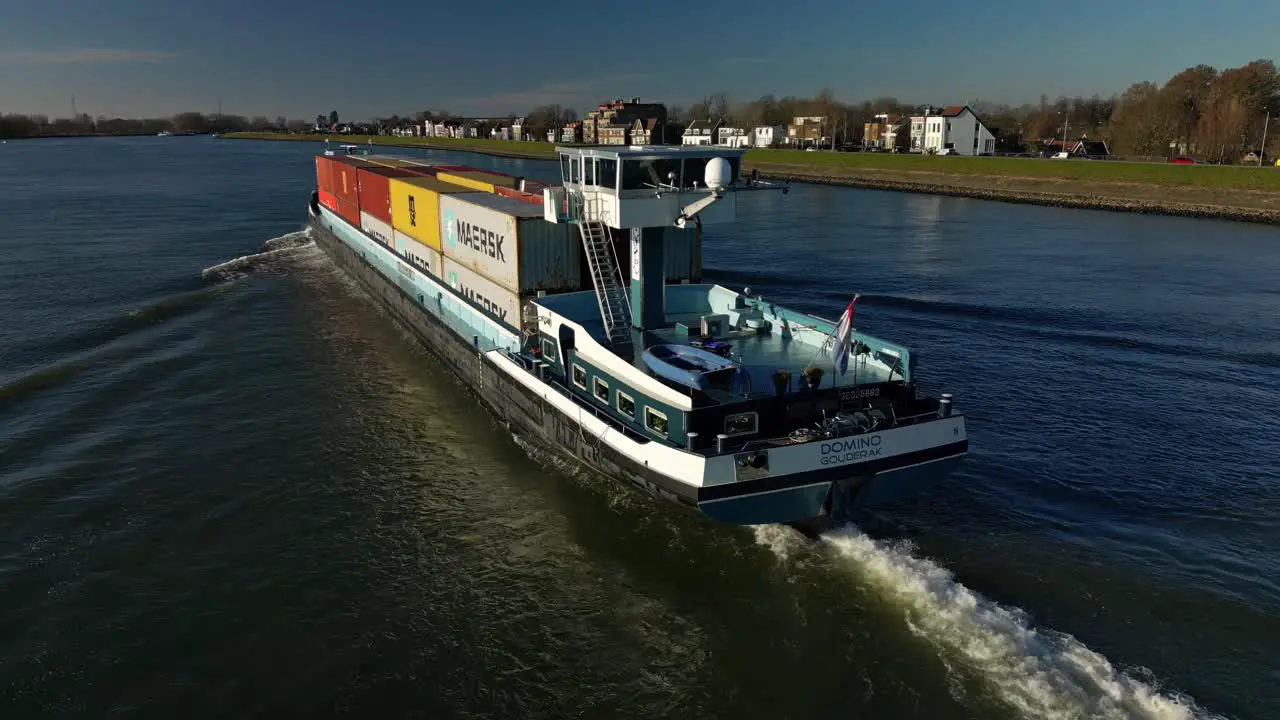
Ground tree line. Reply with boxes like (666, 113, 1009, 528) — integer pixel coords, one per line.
(671, 60, 1277, 161)
(0, 112, 321, 139)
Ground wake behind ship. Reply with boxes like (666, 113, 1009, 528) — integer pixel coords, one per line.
(307, 141, 968, 530)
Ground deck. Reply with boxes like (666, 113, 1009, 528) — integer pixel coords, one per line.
(637, 324, 899, 403)
(535, 283, 912, 408)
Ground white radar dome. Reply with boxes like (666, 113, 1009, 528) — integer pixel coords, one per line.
(704, 157, 731, 190)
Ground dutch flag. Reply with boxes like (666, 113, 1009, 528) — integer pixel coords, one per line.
(833, 294, 860, 376)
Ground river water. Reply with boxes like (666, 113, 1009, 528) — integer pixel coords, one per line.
(1, 137, 1277, 719)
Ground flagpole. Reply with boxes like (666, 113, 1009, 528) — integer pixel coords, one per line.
(802, 295, 858, 371)
(814, 294, 860, 387)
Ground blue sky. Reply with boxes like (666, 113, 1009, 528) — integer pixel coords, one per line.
(2, 0, 1277, 120)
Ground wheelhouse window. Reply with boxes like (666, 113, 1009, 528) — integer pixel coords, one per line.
(644, 407, 669, 438)
(541, 338, 558, 365)
(560, 154, 571, 184)
(569, 157, 580, 184)
(597, 158, 618, 190)
(724, 412, 758, 437)
(593, 377, 609, 403)
(621, 158, 682, 190)
(616, 391, 635, 419)
(572, 364, 587, 389)
(584, 158, 595, 185)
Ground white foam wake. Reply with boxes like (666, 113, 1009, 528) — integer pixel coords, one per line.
(752, 524, 1222, 720)
(201, 229, 315, 281)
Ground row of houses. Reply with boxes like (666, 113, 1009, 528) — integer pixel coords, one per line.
(386, 116, 531, 141)
(862, 106, 998, 155)
(372, 100, 1121, 158)
(679, 118, 807, 148)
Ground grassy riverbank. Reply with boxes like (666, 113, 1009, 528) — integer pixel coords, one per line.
(225, 132, 1280, 223)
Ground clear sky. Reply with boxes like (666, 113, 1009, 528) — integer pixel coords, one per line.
(2, 0, 1277, 120)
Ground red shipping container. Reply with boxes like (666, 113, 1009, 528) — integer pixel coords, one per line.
(357, 166, 422, 223)
(494, 185, 544, 205)
(319, 190, 339, 212)
(315, 156, 334, 194)
(330, 158, 369, 209)
(335, 197, 361, 227)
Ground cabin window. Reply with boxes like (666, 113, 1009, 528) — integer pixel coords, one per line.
(616, 391, 635, 419)
(644, 407, 669, 438)
(569, 158, 580, 184)
(724, 412, 758, 437)
(621, 158, 682, 190)
(584, 158, 595, 185)
(541, 338, 558, 365)
(572, 364, 587, 390)
(598, 159, 618, 190)
(593, 377, 609, 403)
(560, 154, 571, 183)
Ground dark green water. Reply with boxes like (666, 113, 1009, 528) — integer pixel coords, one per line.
(1, 137, 1276, 719)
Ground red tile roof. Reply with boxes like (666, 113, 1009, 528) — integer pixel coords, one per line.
(938, 105, 968, 117)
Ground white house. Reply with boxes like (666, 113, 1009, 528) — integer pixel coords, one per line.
(717, 126, 750, 148)
(682, 119, 720, 146)
(752, 125, 786, 148)
(911, 105, 995, 155)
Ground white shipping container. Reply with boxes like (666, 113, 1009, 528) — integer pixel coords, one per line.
(393, 229, 442, 277)
(361, 211, 394, 247)
(439, 193, 580, 295)
(442, 256, 523, 328)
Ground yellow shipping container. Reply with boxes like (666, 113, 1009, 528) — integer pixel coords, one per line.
(436, 171, 519, 194)
(388, 176, 472, 250)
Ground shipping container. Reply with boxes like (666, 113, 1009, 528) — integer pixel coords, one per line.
(319, 190, 339, 213)
(335, 197, 361, 227)
(331, 158, 369, 208)
(363, 156, 427, 168)
(357, 166, 421, 223)
(366, 157, 442, 175)
(315, 156, 334, 194)
(393, 229, 442, 277)
(434, 165, 477, 172)
(442, 256, 524, 329)
(435, 171, 497, 194)
(438, 193, 581, 294)
(436, 171, 520, 194)
(361, 211, 394, 247)
(388, 176, 477, 251)
(494, 186, 544, 205)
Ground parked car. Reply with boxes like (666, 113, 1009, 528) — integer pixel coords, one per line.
(1169, 156, 1197, 164)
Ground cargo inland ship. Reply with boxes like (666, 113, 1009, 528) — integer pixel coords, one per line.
(308, 142, 968, 531)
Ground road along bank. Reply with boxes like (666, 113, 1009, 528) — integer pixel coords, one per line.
(225, 134, 1280, 225)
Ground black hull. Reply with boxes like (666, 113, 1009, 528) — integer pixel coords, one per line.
(305, 209, 709, 520)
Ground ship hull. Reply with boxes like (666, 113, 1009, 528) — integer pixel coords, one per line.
(306, 201, 705, 513)
(306, 195, 965, 530)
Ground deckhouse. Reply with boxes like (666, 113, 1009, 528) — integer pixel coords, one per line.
(523, 145, 944, 463)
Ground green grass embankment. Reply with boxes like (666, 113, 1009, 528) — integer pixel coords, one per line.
(225, 132, 1280, 223)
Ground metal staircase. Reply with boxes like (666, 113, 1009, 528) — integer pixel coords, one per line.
(576, 197, 632, 346)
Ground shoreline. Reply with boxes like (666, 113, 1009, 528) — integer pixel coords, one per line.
(224, 133, 1280, 226)
(753, 169, 1280, 226)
